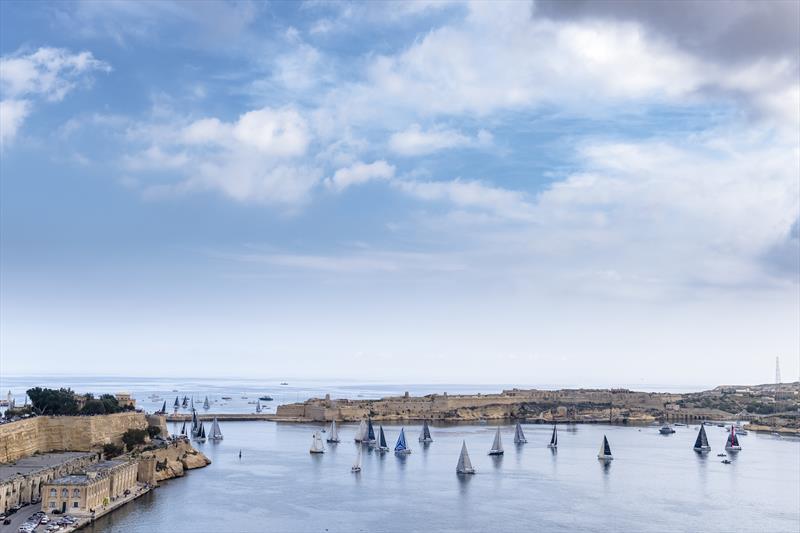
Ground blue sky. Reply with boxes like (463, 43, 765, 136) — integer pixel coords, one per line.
(1, 0, 798, 385)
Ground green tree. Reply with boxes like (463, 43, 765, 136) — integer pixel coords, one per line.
(147, 426, 162, 439)
(102, 443, 124, 459)
(26, 387, 79, 415)
(121, 428, 148, 450)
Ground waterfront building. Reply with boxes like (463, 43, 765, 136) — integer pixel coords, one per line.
(41, 460, 138, 515)
(115, 393, 136, 409)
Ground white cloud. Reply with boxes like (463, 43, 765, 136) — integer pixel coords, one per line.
(326, 160, 395, 192)
(389, 124, 492, 156)
(0, 47, 109, 147)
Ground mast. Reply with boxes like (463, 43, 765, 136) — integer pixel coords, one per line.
(456, 440, 475, 474)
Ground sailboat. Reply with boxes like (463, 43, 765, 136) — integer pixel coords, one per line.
(203, 396, 210, 410)
(351, 446, 362, 473)
(377, 425, 389, 452)
(190, 397, 195, 411)
(366, 418, 376, 445)
(196, 422, 206, 443)
(354, 419, 367, 443)
(326, 421, 340, 443)
(182, 396, 188, 408)
(597, 435, 613, 460)
(309, 432, 325, 454)
(394, 428, 411, 455)
(159, 400, 167, 414)
(209, 418, 223, 441)
(513, 422, 527, 444)
(456, 440, 475, 474)
(191, 410, 199, 437)
(173, 396, 180, 412)
(419, 420, 433, 443)
(180, 421, 187, 437)
(725, 426, 741, 452)
(547, 426, 558, 449)
(488, 427, 504, 455)
(693, 423, 711, 452)
(255, 400, 262, 414)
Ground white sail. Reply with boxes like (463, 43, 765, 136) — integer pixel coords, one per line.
(327, 420, 340, 442)
(256, 400, 262, 413)
(352, 446, 362, 472)
(310, 432, 325, 453)
(513, 422, 527, 444)
(597, 435, 613, 460)
(456, 440, 475, 474)
(489, 427, 504, 455)
(355, 419, 367, 442)
(210, 417, 223, 440)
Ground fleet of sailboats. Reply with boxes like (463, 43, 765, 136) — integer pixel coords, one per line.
(488, 427, 504, 455)
(327, 421, 340, 443)
(394, 428, 411, 455)
(419, 420, 433, 443)
(693, 423, 711, 452)
(513, 422, 526, 444)
(547, 426, 558, 449)
(597, 435, 613, 460)
(456, 441, 475, 474)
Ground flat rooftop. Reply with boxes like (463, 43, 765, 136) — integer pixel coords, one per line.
(0, 452, 96, 483)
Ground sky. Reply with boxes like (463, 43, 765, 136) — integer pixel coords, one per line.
(0, 0, 798, 387)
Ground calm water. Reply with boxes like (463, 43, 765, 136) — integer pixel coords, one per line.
(3, 377, 798, 532)
(81, 421, 799, 533)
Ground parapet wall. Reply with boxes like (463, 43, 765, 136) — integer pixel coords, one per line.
(0, 412, 149, 463)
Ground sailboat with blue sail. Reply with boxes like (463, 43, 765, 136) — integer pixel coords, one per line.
(377, 425, 389, 452)
(366, 418, 376, 445)
(394, 428, 411, 455)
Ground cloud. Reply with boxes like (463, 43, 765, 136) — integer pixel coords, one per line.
(389, 124, 492, 156)
(127, 106, 319, 206)
(0, 47, 110, 146)
(326, 160, 395, 192)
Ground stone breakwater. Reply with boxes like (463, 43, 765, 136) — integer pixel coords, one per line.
(275, 388, 736, 424)
(0, 412, 150, 463)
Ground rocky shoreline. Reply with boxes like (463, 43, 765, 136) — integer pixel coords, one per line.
(141, 438, 210, 482)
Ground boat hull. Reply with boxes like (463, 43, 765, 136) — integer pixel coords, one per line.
(457, 468, 475, 475)
(419, 438, 433, 443)
(309, 450, 324, 454)
(326, 439, 340, 443)
(395, 449, 412, 455)
(597, 454, 613, 460)
(693, 446, 711, 452)
(514, 439, 527, 444)
(547, 444, 557, 449)
(724, 445, 741, 452)
(488, 450, 504, 456)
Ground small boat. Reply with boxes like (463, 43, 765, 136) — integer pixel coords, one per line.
(488, 427, 504, 455)
(377, 425, 389, 452)
(693, 423, 711, 452)
(724, 426, 741, 452)
(326, 421, 340, 443)
(209, 417, 223, 441)
(394, 428, 411, 455)
(547, 426, 558, 449)
(221, 396, 232, 400)
(354, 419, 367, 443)
(309, 432, 325, 454)
(597, 435, 613, 461)
(659, 425, 676, 435)
(366, 418, 377, 445)
(182, 396, 189, 408)
(351, 447, 362, 473)
(255, 400, 262, 414)
(173, 396, 180, 411)
(419, 420, 433, 443)
(259, 395, 273, 401)
(717, 453, 726, 457)
(513, 422, 527, 444)
(456, 440, 475, 475)
(280, 382, 289, 386)
(721, 459, 732, 464)
(196, 422, 206, 443)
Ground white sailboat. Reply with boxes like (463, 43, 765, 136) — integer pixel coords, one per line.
(488, 427, 504, 455)
(354, 419, 367, 443)
(351, 446, 362, 473)
(326, 420, 340, 443)
(597, 435, 613, 460)
(394, 428, 411, 455)
(456, 440, 475, 474)
(547, 426, 558, 449)
(309, 432, 325, 454)
(209, 417, 223, 441)
(419, 420, 433, 443)
(513, 422, 527, 444)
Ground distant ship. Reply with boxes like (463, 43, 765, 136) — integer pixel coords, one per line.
(488, 427, 504, 455)
(597, 435, 613, 460)
(259, 395, 273, 401)
(456, 441, 475, 474)
(659, 425, 676, 435)
(513, 422, 526, 444)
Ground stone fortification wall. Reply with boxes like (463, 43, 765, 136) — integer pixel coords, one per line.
(0, 412, 149, 464)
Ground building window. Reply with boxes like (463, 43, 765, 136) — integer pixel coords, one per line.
(73, 501, 79, 508)
(72, 489, 80, 497)
(49, 502, 56, 509)
(61, 489, 68, 497)
(50, 489, 56, 497)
